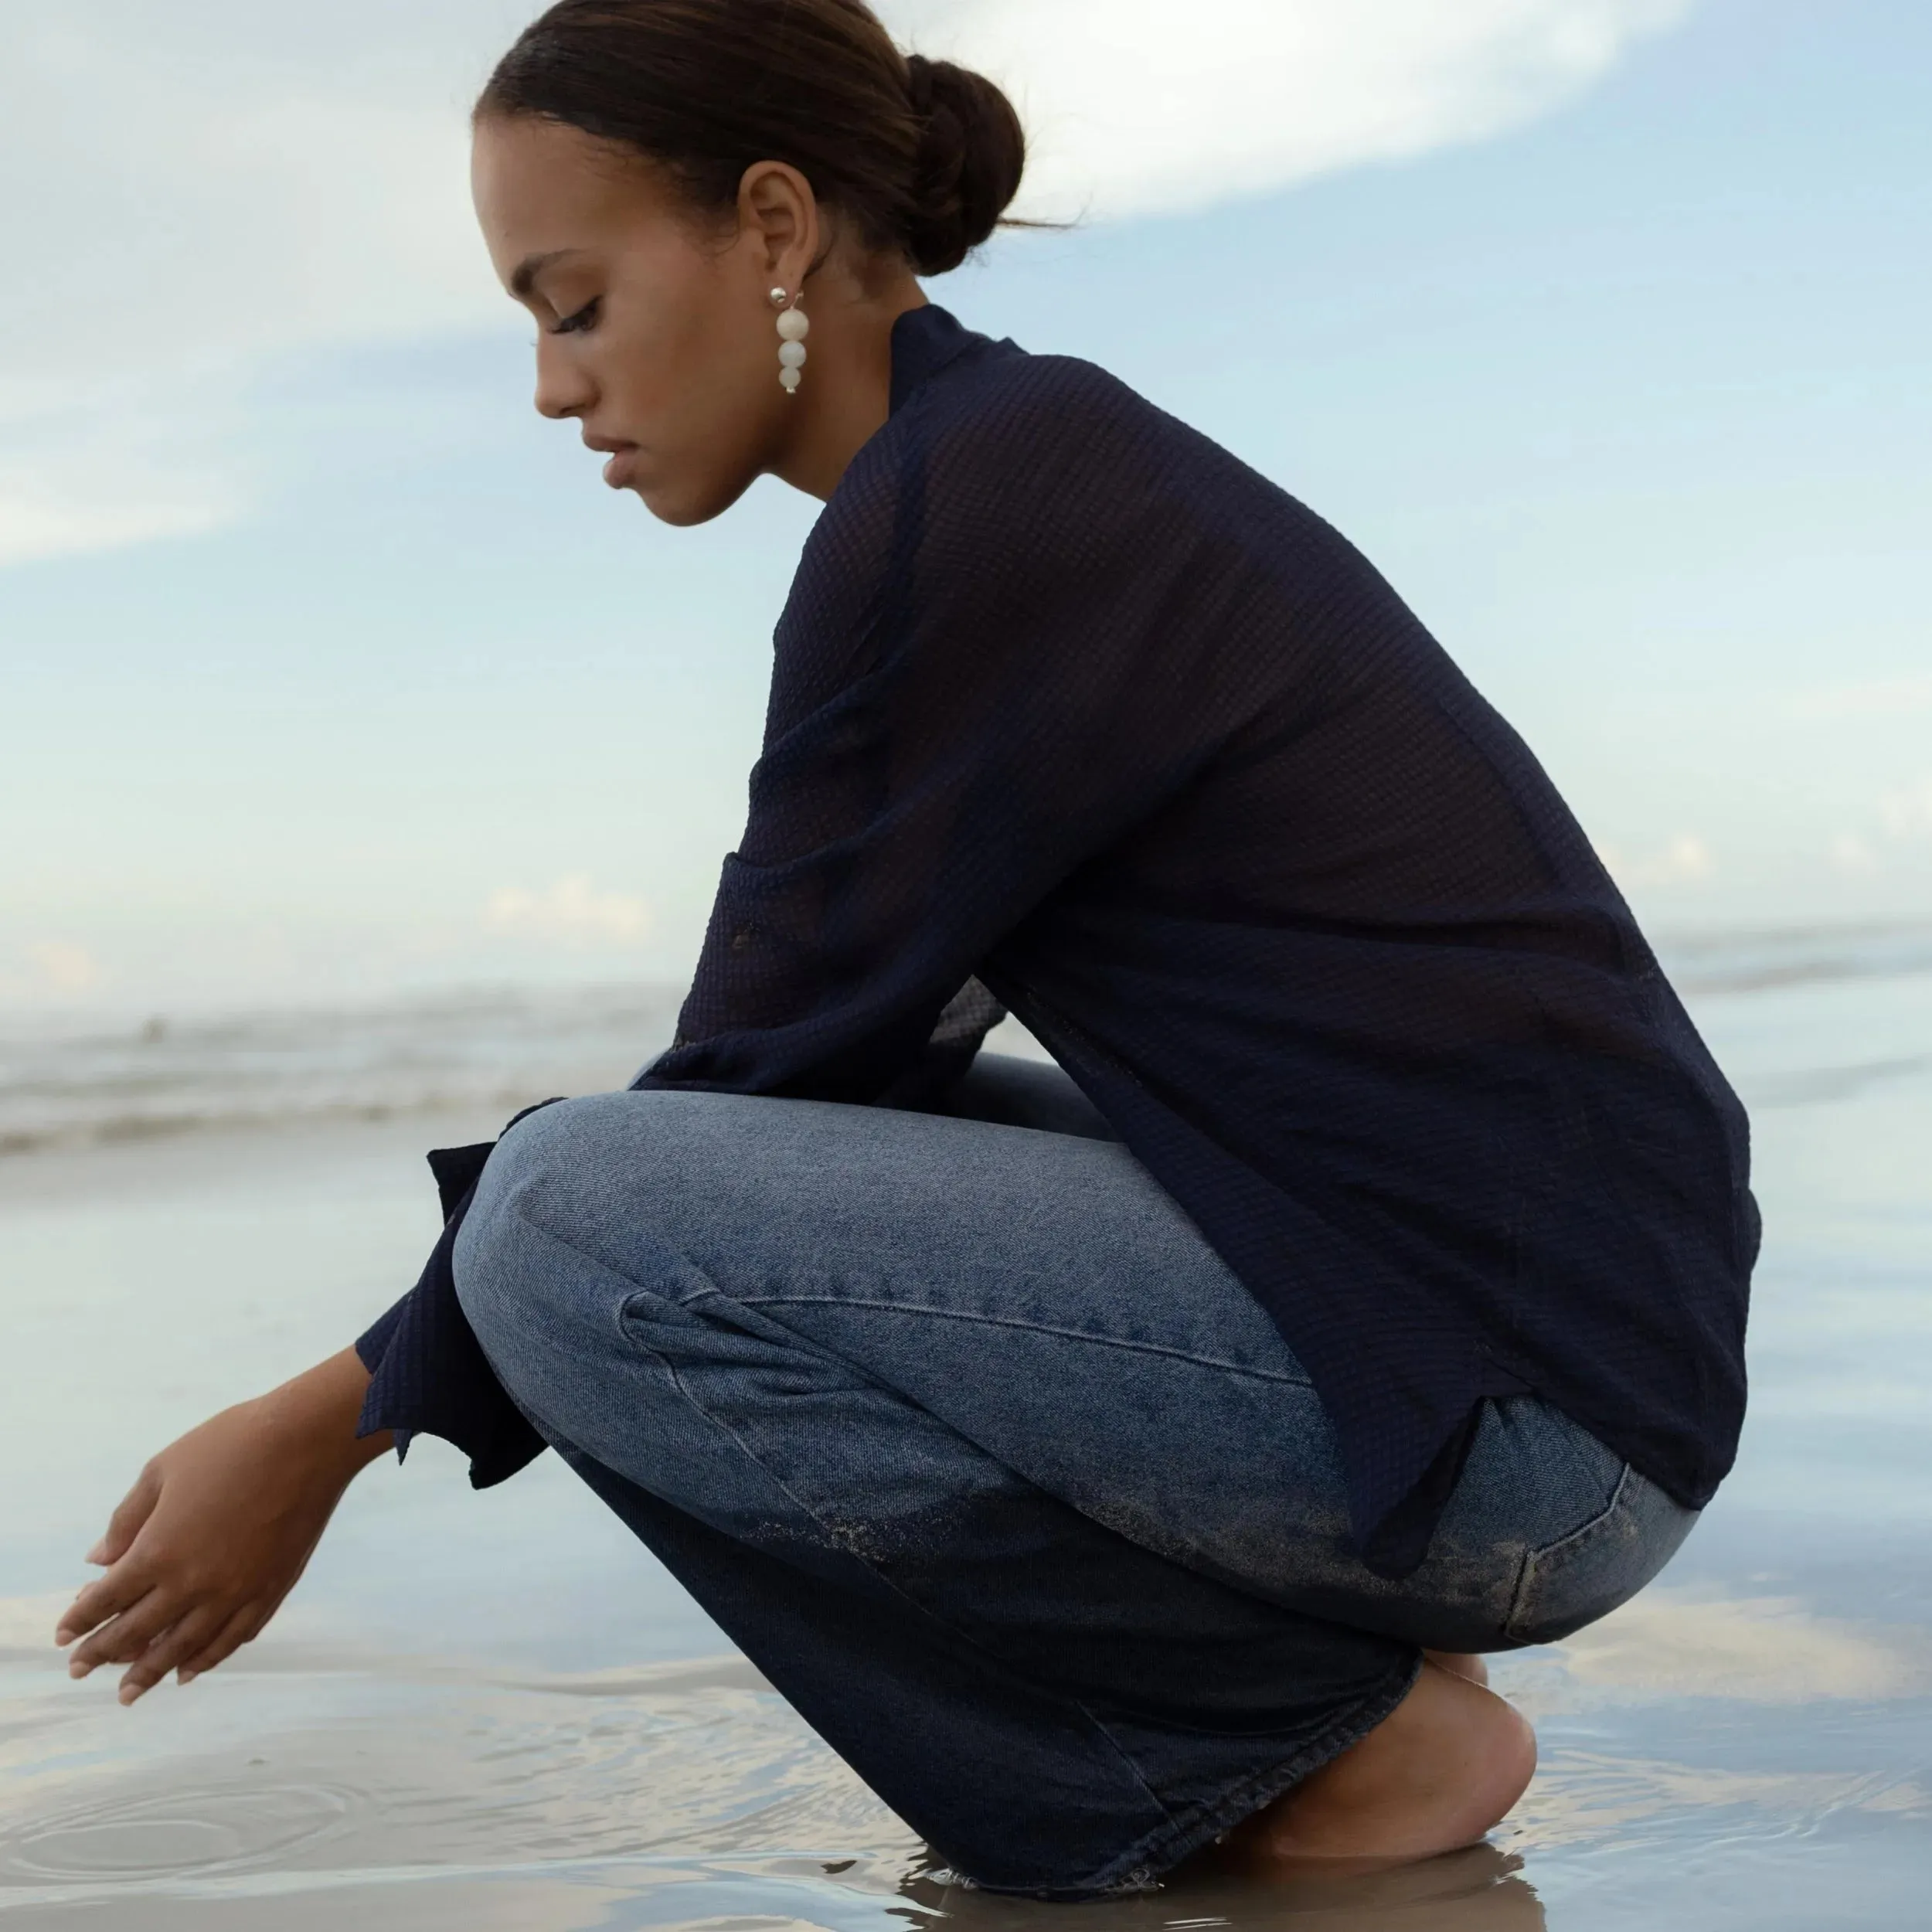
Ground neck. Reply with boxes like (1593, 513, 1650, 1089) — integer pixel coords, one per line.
(769, 264, 929, 502)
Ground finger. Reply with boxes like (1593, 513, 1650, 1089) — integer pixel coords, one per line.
(86, 1463, 162, 1568)
(176, 1604, 264, 1686)
(67, 1590, 179, 1678)
(117, 1605, 227, 1706)
(56, 1566, 155, 1651)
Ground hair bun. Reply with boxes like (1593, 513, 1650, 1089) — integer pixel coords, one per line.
(902, 53, 1026, 276)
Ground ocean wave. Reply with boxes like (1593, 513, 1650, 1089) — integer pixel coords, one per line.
(1663, 923, 1932, 997)
(0, 985, 683, 1158)
(3, 925, 1926, 1155)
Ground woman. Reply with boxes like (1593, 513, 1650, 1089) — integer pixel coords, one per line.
(55, 0, 1756, 1899)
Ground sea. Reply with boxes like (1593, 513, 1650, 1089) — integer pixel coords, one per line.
(2, 923, 1929, 1929)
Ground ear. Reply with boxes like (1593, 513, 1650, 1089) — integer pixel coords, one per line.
(738, 162, 821, 293)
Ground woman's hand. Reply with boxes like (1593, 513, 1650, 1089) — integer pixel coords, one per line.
(55, 1347, 391, 1706)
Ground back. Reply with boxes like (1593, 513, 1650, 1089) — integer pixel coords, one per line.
(668, 306, 1757, 1572)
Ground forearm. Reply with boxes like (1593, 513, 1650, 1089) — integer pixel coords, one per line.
(253, 1345, 393, 1484)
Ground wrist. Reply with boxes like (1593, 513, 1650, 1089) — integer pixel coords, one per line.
(253, 1347, 391, 1483)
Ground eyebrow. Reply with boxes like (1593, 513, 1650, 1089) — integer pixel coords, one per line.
(509, 248, 583, 299)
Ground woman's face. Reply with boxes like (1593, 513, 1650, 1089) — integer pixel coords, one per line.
(471, 114, 800, 527)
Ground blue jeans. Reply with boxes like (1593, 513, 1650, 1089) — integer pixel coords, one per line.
(453, 1057, 1697, 1898)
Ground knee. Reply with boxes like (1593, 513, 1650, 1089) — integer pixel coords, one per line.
(452, 1089, 718, 1367)
(471, 1095, 588, 1216)
(451, 1093, 627, 1356)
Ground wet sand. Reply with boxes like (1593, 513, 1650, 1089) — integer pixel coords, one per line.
(2, 968, 1928, 1928)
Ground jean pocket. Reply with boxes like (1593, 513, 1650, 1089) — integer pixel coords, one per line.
(1505, 1464, 1699, 1646)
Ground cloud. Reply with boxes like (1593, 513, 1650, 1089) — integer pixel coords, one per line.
(1824, 777, 1932, 876)
(1785, 674, 1932, 722)
(1879, 777, 1932, 843)
(0, 0, 1698, 566)
(0, 1593, 74, 1652)
(1830, 833, 1883, 876)
(0, 1, 528, 565)
(894, 0, 1697, 219)
(0, 5, 519, 407)
(0, 940, 110, 1002)
(0, 484, 227, 572)
(30, 942, 106, 992)
(485, 876, 651, 948)
(1597, 833, 1716, 889)
(0, 390, 245, 568)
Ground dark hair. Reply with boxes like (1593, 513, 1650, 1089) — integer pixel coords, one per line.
(478, 0, 1029, 277)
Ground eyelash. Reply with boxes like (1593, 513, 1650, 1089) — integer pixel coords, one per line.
(549, 298, 601, 336)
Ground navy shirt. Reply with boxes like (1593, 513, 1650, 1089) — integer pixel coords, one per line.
(360, 305, 1756, 1577)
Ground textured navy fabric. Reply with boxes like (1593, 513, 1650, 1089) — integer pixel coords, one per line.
(360, 304, 1757, 1576)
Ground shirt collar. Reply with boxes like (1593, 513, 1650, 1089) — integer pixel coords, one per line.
(889, 303, 991, 415)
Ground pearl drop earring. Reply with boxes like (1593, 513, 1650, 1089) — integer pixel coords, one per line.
(770, 286, 810, 394)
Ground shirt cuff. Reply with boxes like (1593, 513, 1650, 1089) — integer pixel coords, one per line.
(353, 1135, 549, 1489)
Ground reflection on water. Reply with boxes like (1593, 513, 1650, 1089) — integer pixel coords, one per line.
(0, 1655, 1543, 1925)
(1552, 1588, 1932, 1705)
(1, 937, 1928, 1929)
(918, 1845, 1546, 1930)
(3, 1602, 1928, 1928)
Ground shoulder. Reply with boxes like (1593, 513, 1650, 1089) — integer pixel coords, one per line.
(898, 347, 1376, 632)
(782, 330, 1367, 669)
(913, 345, 1186, 477)
(906, 343, 1352, 573)
(869, 347, 1245, 575)
(786, 349, 1158, 610)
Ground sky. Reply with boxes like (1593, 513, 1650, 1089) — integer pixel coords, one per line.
(2, 0, 1928, 1015)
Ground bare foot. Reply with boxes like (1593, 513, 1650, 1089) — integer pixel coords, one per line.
(1426, 1650, 1490, 1687)
(1224, 1659, 1536, 1877)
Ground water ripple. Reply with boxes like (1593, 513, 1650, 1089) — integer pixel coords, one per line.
(3, 1782, 359, 1881)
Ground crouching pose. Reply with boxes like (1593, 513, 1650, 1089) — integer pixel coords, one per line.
(59, 0, 1755, 1898)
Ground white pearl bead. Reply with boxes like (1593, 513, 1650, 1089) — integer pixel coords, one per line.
(776, 308, 811, 343)
(779, 366, 803, 392)
(777, 340, 808, 370)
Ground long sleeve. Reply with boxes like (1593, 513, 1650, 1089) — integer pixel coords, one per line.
(355, 1125, 553, 1483)
(351, 308, 1751, 1571)
(352, 354, 1247, 1474)
(637, 363, 1267, 1104)
(355, 345, 1267, 1477)
(355, 985, 1010, 1478)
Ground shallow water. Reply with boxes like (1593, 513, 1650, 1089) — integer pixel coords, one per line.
(2, 937, 1929, 1927)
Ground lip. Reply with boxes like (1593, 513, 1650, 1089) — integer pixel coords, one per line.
(581, 434, 640, 490)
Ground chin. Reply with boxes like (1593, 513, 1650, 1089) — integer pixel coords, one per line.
(637, 469, 758, 530)
(639, 492, 718, 529)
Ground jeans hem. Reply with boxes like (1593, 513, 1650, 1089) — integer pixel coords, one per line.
(966, 1650, 1425, 1900)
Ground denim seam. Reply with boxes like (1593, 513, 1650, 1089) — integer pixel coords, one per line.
(1506, 1459, 1631, 1639)
(1063, 1702, 1188, 1842)
(733, 1296, 1315, 1387)
(495, 1202, 1368, 1886)
(623, 1308, 1185, 1841)
(643, 1295, 1376, 1862)
(524, 1250, 1188, 1848)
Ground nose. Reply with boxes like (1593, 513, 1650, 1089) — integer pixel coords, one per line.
(533, 333, 596, 422)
